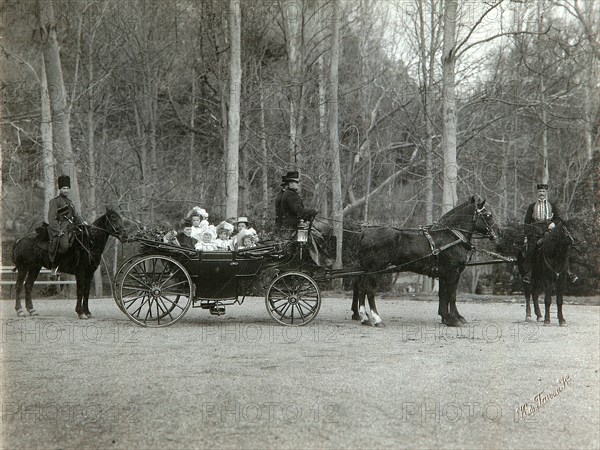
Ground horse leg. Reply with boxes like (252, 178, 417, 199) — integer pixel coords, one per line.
(75, 277, 88, 320)
(24, 268, 41, 316)
(524, 284, 532, 321)
(83, 276, 93, 318)
(439, 274, 461, 327)
(15, 270, 27, 317)
(351, 280, 360, 321)
(532, 283, 542, 321)
(557, 277, 566, 327)
(366, 288, 384, 327)
(543, 290, 552, 326)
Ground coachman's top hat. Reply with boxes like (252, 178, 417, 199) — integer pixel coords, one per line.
(58, 175, 71, 189)
(537, 184, 548, 190)
(283, 171, 300, 183)
(181, 217, 193, 228)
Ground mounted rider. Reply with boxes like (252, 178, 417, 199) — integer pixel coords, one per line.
(48, 175, 85, 275)
(522, 183, 576, 284)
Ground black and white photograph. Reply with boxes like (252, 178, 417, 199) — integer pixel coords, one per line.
(1, 0, 598, 448)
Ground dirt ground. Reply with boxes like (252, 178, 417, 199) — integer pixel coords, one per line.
(1, 292, 598, 449)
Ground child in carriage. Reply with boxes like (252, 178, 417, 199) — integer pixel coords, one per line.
(235, 227, 259, 250)
(215, 221, 234, 250)
(232, 216, 260, 249)
(187, 207, 209, 241)
(194, 225, 218, 252)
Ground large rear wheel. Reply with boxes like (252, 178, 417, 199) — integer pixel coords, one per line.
(266, 272, 321, 326)
(118, 255, 193, 327)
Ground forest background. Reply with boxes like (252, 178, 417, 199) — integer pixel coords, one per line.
(1, 0, 598, 294)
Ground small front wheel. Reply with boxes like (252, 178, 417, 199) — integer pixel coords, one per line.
(265, 272, 321, 326)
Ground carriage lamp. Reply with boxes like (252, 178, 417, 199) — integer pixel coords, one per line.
(296, 220, 309, 243)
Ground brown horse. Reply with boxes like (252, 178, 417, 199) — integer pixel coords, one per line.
(352, 197, 498, 327)
(12, 207, 128, 319)
(518, 221, 575, 326)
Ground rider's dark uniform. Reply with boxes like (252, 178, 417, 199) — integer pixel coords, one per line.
(48, 175, 84, 269)
(275, 171, 331, 267)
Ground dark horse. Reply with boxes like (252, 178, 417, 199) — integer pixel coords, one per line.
(12, 207, 128, 319)
(517, 222, 575, 326)
(351, 197, 498, 327)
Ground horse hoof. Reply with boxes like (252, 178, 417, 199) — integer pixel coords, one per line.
(559, 321, 567, 327)
(360, 320, 372, 326)
(351, 314, 360, 321)
(536, 316, 542, 322)
(544, 321, 551, 326)
(374, 322, 385, 328)
(458, 317, 468, 324)
(445, 320, 461, 327)
(16, 309, 26, 318)
(85, 313, 93, 319)
(525, 316, 531, 322)
(78, 314, 89, 320)
(28, 309, 38, 317)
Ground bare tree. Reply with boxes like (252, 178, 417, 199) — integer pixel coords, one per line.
(225, 0, 242, 218)
(38, 0, 81, 211)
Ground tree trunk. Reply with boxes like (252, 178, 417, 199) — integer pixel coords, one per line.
(329, 0, 343, 276)
(40, 54, 55, 221)
(441, 0, 458, 214)
(283, 0, 303, 165)
(225, 0, 241, 219)
(38, 0, 82, 212)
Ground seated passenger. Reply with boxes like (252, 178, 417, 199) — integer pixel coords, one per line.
(232, 216, 260, 249)
(164, 218, 198, 249)
(235, 227, 258, 250)
(195, 225, 218, 252)
(215, 221, 234, 250)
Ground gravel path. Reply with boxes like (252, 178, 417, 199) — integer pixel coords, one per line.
(1, 293, 598, 449)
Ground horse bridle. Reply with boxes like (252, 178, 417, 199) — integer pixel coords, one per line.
(447, 206, 497, 240)
(473, 206, 497, 240)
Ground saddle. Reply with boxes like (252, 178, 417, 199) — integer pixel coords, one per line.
(35, 223, 50, 251)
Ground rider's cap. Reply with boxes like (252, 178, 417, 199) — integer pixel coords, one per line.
(58, 175, 70, 189)
(237, 216, 249, 224)
(283, 171, 300, 183)
(537, 184, 548, 190)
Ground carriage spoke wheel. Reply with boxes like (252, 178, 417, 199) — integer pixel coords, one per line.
(113, 255, 145, 314)
(118, 255, 193, 327)
(266, 272, 321, 326)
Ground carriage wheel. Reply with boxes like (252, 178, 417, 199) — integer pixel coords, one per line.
(118, 255, 193, 327)
(266, 272, 321, 326)
(113, 255, 145, 314)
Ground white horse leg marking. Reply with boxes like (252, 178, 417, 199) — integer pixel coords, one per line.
(359, 305, 370, 324)
(371, 311, 382, 325)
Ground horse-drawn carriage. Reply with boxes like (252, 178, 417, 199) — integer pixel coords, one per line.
(112, 227, 324, 327)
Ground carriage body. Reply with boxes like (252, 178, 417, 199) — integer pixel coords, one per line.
(113, 235, 322, 328)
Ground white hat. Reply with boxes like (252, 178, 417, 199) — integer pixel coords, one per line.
(188, 206, 209, 219)
(216, 220, 234, 234)
(237, 216, 249, 224)
(237, 227, 257, 241)
(201, 225, 217, 240)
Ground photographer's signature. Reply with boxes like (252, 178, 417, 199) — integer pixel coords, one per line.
(515, 375, 571, 421)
